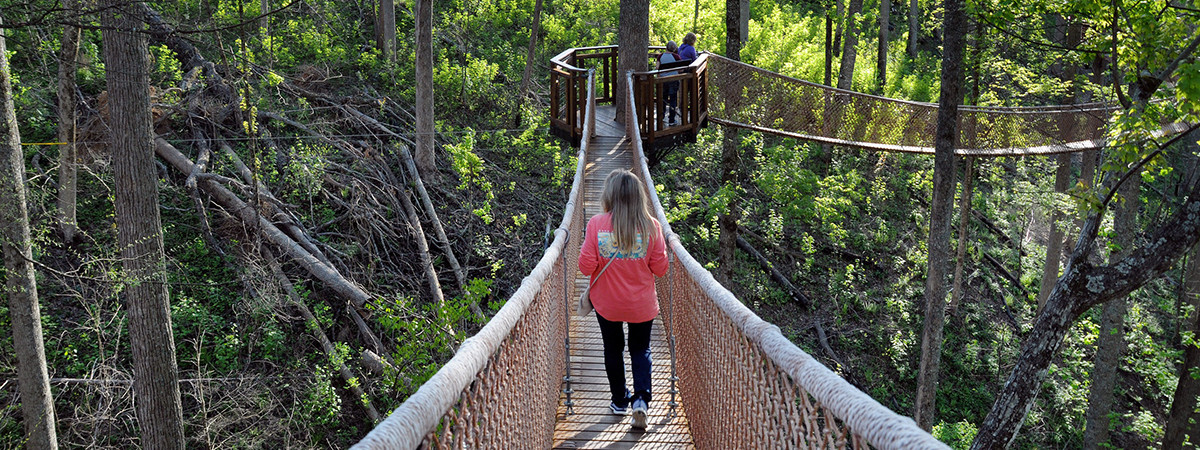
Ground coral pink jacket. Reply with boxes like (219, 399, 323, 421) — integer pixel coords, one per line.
(578, 213, 669, 323)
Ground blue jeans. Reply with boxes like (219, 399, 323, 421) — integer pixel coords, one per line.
(597, 313, 654, 407)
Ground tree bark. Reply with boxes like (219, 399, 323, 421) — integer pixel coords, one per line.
(971, 169, 1200, 449)
(415, 0, 435, 177)
(836, 0, 863, 90)
(615, 0, 648, 123)
(876, 0, 889, 93)
(718, 0, 743, 285)
(1164, 247, 1200, 448)
(947, 158, 974, 317)
(0, 20, 59, 450)
(914, 0, 967, 431)
(1082, 175, 1140, 448)
(57, 0, 80, 244)
(102, 2, 185, 446)
(907, 0, 919, 58)
(380, 1, 396, 60)
(378, 0, 397, 63)
(518, 0, 545, 97)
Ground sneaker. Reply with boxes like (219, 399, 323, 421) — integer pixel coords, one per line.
(609, 401, 628, 415)
(630, 398, 648, 429)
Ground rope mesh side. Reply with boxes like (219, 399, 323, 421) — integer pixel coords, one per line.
(706, 54, 1117, 156)
(628, 71, 949, 449)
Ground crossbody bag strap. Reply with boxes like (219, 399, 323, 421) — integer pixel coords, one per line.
(590, 251, 620, 285)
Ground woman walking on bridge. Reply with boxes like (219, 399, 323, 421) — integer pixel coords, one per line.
(578, 169, 669, 430)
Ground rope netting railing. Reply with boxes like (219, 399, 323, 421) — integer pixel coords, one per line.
(625, 72, 950, 449)
(706, 54, 1122, 156)
(350, 71, 595, 449)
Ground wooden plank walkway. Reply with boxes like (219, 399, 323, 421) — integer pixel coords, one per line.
(554, 105, 695, 449)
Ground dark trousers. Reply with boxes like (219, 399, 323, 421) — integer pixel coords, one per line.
(663, 81, 680, 122)
(596, 313, 654, 407)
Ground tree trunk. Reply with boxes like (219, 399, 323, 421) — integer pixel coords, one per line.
(971, 175, 1200, 449)
(825, 0, 833, 86)
(947, 158, 974, 317)
(0, 20, 59, 450)
(1037, 154, 1071, 308)
(836, 0, 863, 90)
(914, 0, 967, 431)
(1082, 175, 1140, 448)
(415, 0, 435, 177)
(102, 2, 185, 447)
(260, 0, 269, 32)
(718, 0, 743, 285)
(1164, 247, 1200, 448)
(518, 0, 545, 97)
(907, 0, 918, 58)
(832, 0, 845, 59)
(378, 0, 397, 63)
(876, 0, 889, 93)
(1038, 18, 1079, 309)
(57, 0, 80, 244)
(615, 0, 648, 124)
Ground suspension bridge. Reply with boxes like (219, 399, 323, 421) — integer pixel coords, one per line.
(348, 46, 1162, 449)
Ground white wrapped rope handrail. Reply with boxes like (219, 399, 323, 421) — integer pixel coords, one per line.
(352, 71, 596, 450)
(624, 70, 949, 450)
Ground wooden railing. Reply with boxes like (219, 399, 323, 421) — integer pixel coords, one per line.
(551, 46, 708, 148)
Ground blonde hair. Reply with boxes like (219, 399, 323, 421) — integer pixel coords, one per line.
(601, 169, 656, 254)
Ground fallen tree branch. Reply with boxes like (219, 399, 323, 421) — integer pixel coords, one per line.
(981, 251, 1031, 299)
(264, 248, 382, 423)
(735, 235, 811, 308)
(156, 138, 373, 308)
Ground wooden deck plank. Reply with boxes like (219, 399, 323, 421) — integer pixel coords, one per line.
(555, 121, 692, 449)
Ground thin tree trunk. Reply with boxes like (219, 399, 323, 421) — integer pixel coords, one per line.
(1038, 18, 1078, 309)
(825, 0, 833, 86)
(947, 158, 974, 317)
(518, 0, 545, 97)
(718, 0, 743, 284)
(833, 0, 845, 59)
(876, 0, 889, 93)
(0, 19, 59, 450)
(615, 0, 648, 124)
(907, 0, 918, 58)
(1164, 247, 1200, 448)
(56, 0, 80, 244)
(836, 0, 863, 91)
(1038, 154, 1071, 308)
(415, 0, 435, 177)
(378, 0, 396, 63)
(1082, 175, 1140, 448)
(102, 2, 185, 445)
(914, 0, 967, 431)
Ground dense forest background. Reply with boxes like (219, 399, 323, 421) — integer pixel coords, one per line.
(1, 0, 1199, 448)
